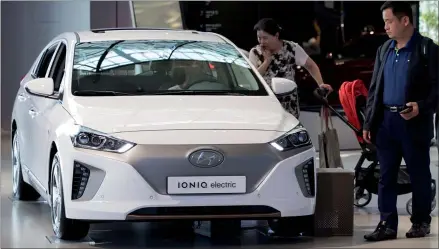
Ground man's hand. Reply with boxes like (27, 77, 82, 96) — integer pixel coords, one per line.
(400, 102, 419, 120)
(320, 83, 333, 93)
(363, 130, 372, 144)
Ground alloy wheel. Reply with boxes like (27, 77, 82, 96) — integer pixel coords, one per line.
(51, 160, 62, 236)
(12, 134, 20, 195)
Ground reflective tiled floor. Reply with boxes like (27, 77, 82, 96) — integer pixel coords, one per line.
(1, 134, 438, 248)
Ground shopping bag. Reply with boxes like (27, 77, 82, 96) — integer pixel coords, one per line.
(318, 107, 344, 168)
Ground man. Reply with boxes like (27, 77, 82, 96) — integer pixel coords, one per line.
(363, 1, 438, 241)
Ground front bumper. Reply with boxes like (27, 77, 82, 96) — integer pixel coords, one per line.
(57, 138, 316, 221)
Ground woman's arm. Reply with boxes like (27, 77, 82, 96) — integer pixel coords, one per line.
(256, 59, 272, 75)
(304, 57, 332, 91)
(294, 42, 332, 91)
(304, 57, 324, 86)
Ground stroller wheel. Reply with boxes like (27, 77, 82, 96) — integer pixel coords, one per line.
(353, 186, 372, 207)
(406, 198, 413, 215)
(406, 197, 437, 216)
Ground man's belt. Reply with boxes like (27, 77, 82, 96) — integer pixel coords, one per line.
(384, 105, 406, 112)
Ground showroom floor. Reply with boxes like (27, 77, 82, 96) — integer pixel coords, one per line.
(1, 133, 438, 248)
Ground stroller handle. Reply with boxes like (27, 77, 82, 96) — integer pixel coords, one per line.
(313, 86, 362, 134)
(316, 87, 330, 97)
(313, 87, 330, 105)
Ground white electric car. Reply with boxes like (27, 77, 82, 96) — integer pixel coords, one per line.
(11, 28, 316, 240)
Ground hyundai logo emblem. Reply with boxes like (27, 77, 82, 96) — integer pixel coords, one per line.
(188, 149, 224, 168)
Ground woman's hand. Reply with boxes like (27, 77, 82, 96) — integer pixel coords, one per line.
(320, 83, 333, 93)
(253, 46, 272, 75)
(262, 48, 272, 62)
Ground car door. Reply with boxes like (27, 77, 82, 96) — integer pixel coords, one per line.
(25, 41, 61, 187)
(17, 42, 59, 173)
(30, 41, 67, 189)
(14, 76, 35, 172)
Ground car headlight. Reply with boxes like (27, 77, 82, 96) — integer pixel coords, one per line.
(270, 124, 311, 151)
(70, 126, 136, 153)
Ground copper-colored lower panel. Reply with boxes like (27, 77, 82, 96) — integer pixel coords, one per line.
(126, 212, 281, 220)
(314, 169, 355, 237)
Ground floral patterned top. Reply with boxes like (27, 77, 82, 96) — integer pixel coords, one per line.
(248, 40, 309, 119)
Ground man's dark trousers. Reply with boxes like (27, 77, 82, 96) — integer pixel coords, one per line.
(376, 109, 432, 230)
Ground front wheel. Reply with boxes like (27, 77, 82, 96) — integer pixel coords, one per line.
(267, 215, 314, 237)
(12, 130, 40, 201)
(50, 153, 89, 240)
(406, 198, 437, 216)
(353, 186, 372, 207)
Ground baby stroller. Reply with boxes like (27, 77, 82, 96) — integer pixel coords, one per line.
(314, 79, 437, 215)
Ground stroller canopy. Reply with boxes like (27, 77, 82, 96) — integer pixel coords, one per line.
(339, 79, 369, 143)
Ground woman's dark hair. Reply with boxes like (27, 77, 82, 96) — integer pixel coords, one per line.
(253, 18, 282, 37)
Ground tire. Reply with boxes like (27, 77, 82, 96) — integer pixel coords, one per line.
(406, 198, 413, 215)
(267, 215, 314, 237)
(431, 198, 437, 212)
(210, 219, 242, 239)
(435, 112, 438, 162)
(353, 186, 372, 208)
(50, 153, 90, 240)
(12, 131, 41, 201)
(406, 198, 437, 216)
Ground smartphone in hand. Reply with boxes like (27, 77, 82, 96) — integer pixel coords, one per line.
(399, 106, 413, 114)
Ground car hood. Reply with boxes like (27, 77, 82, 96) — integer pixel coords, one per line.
(67, 95, 299, 134)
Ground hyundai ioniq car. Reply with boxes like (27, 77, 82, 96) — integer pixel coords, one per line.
(11, 28, 316, 240)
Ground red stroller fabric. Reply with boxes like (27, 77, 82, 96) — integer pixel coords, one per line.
(339, 79, 369, 143)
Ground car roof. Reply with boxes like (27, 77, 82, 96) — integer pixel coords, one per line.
(70, 28, 227, 43)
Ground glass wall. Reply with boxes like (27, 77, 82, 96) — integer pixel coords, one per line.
(419, 0, 439, 44)
(131, 1, 183, 29)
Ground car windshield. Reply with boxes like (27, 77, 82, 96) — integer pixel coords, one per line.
(72, 39, 268, 96)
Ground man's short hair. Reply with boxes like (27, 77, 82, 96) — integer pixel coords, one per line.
(380, 1, 414, 24)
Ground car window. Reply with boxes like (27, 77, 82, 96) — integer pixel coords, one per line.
(48, 42, 67, 93)
(71, 40, 268, 96)
(34, 42, 59, 78)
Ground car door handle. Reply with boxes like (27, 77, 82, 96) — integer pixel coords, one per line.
(17, 93, 26, 102)
(28, 108, 38, 118)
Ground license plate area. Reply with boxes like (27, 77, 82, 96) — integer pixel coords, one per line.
(167, 176, 246, 194)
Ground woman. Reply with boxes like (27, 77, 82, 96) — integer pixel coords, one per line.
(248, 18, 332, 119)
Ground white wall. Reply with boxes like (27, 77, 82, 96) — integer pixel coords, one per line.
(1, 0, 91, 131)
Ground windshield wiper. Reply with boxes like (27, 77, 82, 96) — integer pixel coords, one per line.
(95, 40, 125, 73)
(73, 90, 131, 96)
(152, 90, 247, 96)
(167, 41, 199, 60)
(93, 40, 125, 83)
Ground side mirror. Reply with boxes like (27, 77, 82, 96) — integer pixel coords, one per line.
(25, 78, 54, 96)
(271, 77, 297, 95)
